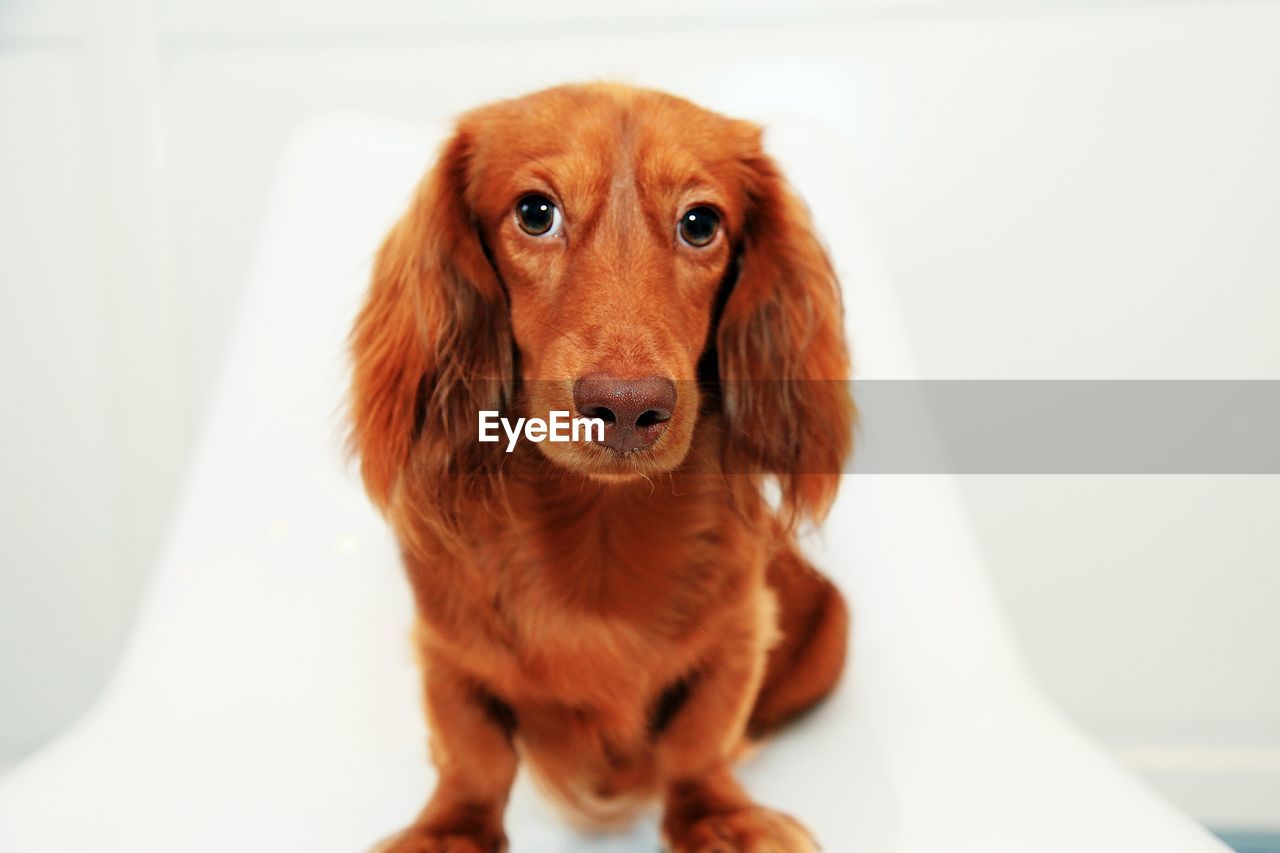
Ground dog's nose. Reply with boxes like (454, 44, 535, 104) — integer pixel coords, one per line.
(573, 375, 676, 453)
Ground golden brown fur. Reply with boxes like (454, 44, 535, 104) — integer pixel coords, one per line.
(352, 83, 854, 852)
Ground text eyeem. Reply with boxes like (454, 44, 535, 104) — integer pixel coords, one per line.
(478, 410, 605, 453)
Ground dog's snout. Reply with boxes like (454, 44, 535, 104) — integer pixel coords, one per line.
(573, 375, 676, 453)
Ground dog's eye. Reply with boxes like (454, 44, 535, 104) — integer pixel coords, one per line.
(515, 194, 562, 237)
(678, 206, 720, 248)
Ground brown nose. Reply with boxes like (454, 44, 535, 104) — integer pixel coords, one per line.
(573, 375, 676, 453)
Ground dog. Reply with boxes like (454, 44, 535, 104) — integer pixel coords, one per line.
(350, 82, 854, 852)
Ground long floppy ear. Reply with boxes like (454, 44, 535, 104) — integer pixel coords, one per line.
(718, 147, 855, 526)
(349, 128, 511, 512)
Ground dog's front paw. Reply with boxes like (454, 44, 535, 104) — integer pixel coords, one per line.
(370, 823, 507, 853)
(667, 806, 818, 853)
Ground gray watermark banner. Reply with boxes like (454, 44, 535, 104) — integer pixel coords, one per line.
(447, 379, 1280, 474)
(852, 380, 1280, 474)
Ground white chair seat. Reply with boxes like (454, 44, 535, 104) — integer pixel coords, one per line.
(0, 112, 1224, 852)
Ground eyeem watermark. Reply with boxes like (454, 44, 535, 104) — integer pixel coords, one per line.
(479, 410, 605, 453)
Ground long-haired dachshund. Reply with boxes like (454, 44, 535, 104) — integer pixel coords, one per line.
(351, 83, 854, 852)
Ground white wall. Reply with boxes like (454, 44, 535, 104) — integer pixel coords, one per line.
(1, 0, 1277, 828)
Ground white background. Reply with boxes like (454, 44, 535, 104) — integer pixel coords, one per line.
(1, 0, 1277, 830)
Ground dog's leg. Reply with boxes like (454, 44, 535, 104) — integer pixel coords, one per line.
(748, 547, 850, 737)
(375, 655, 517, 853)
(656, 605, 819, 853)
(663, 764, 817, 853)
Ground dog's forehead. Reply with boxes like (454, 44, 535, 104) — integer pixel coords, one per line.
(507, 85, 736, 144)
(463, 85, 757, 214)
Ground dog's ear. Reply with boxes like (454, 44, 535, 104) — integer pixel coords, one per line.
(717, 146, 855, 526)
(350, 128, 511, 511)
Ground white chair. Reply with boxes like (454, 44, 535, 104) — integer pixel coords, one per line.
(0, 112, 1225, 852)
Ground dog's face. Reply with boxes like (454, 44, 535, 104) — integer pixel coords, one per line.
(352, 84, 853, 516)
(462, 87, 753, 478)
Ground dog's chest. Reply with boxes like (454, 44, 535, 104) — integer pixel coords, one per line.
(458, 506, 749, 704)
